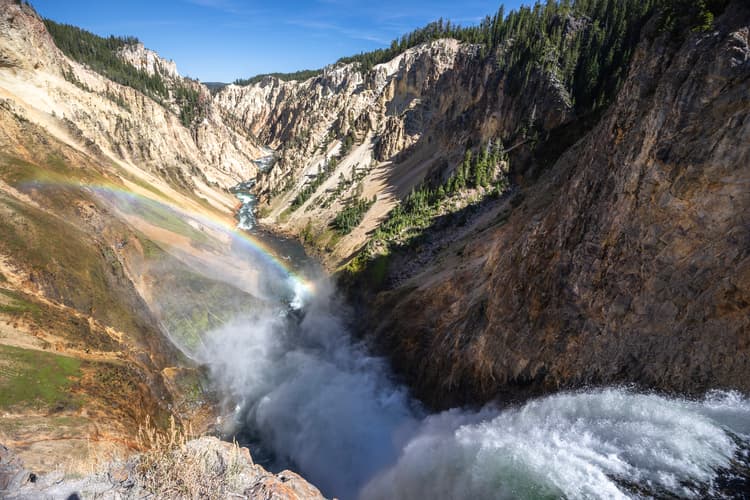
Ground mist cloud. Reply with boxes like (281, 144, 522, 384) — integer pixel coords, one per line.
(201, 279, 420, 498)
(200, 276, 750, 499)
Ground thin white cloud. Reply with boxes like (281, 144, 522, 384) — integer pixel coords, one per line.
(287, 19, 392, 45)
(185, 0, 249, 15)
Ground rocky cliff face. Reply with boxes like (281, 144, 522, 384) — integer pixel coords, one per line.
(117, 42, 180, 80)
(0, 0, 261, 211)
(365, 3, 750, 407)
(214, 37, 574, 263)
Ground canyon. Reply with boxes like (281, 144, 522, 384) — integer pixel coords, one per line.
(0, 0, 749, 498)
(214, 1, 750, 408)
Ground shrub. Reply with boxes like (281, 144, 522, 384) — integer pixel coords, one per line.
(134, 416, 244, 498)
(332, 195, 376, 235)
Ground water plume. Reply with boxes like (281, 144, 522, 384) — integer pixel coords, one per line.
(201, 279, 419, 499)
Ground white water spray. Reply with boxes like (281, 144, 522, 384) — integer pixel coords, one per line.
(201, 275, 750, 500)
(362, 389, 750, 499)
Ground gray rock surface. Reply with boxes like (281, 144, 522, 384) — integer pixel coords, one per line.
(1, 437, 327, 500)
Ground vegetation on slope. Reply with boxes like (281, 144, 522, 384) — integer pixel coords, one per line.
(334, 0, 730, 281)
(290, 156, 340, 210)
(332, 195, 376, 235)
(0, 344, 81, 410)
(0, 154, 153, 340)
(339, 0, 658, 114)
(173, 85, 204, 128)
(233, 69, 323, 86)
(379, 143, 507, 243)
(345, 141, 508, 277)
(660, 0, 730, 33)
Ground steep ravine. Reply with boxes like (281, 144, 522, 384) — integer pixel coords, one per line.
(213, 36, 574, 266)
(1, 0, 750, 498)
(360, 2, 750, 409)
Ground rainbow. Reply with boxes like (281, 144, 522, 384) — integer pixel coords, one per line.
(19, 176, 315, 297)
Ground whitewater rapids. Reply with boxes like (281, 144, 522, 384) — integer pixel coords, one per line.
(200, 275, 750, 500)
(361, 389, 749, 499)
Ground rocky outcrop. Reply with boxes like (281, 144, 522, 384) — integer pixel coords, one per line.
(117, 42, 180, 80)
(1, 437, 327, 500)
(367, 3, 750, 407)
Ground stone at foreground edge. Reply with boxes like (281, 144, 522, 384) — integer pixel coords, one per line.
(0, 437, 328, 500)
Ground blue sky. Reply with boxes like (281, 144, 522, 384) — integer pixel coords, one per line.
(31, 0, 523, 83)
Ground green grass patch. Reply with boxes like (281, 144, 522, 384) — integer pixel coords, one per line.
(278, 207, 292, 223)
(0, 194, 152, 339)
(0, 415, 88, 435)
(0, 153, 105, 187)
(323, 229, 343, 251)
(120, 170, 173, 201)
(137, 232, 166, 259)
(0, 344, 82, 410)
(173, 370, 205, 404)
(0, 288, 41, 318)
(154, 269, 261, 355)
(257, 205, 271, 219)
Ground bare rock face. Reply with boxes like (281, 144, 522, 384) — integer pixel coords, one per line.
(368, 3, 750, 407)
(1, 437, 327, 500)
(117, 42, 180, 80)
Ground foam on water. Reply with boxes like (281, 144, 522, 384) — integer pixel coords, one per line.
(236, 191, 256, 230)
(362, 389, 750, 499)
(202, 283, 419, 499)
(233, 152, 275, 231)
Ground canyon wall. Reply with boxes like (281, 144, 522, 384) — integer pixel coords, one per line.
(0, 0, 263, 474)
(367, 3, 750, 407)
(1, 0, 748, 485)
(0, 1, 261, 211)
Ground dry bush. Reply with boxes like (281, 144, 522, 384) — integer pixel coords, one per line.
(134, 416, 244, 499)
(63, 438, 125, 478)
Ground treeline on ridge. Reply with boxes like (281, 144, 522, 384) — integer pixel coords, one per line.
(338, 0, 727, 113)
(44, 20, 168, 99)
(44, 19, 209, 127)
(233, 69, 323, 86)
(236, 0, 729, 117)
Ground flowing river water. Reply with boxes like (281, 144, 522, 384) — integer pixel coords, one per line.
(196, 162, 750, 500)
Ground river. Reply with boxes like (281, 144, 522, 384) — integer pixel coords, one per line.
(200, 173, 750, 500)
